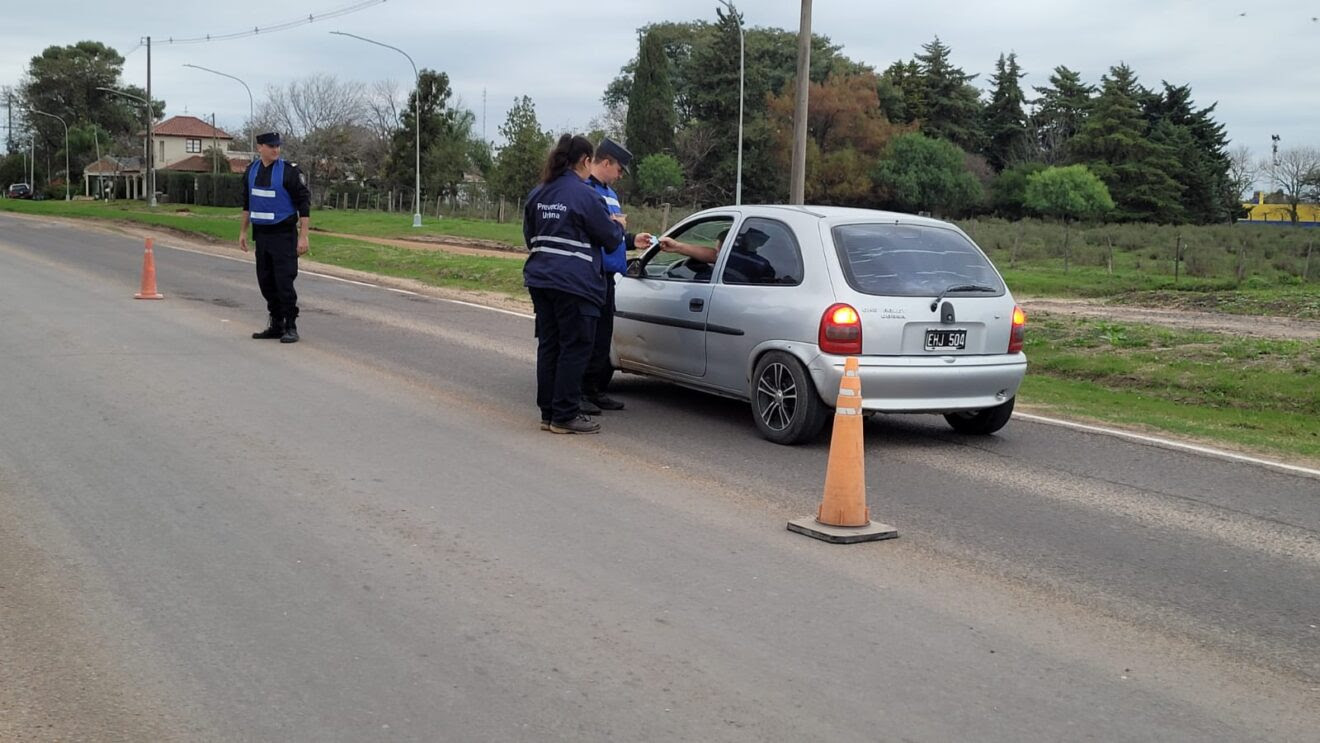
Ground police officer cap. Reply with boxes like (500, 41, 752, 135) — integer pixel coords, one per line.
(256, 132, 283, 147)
(596, 138, 633, 173)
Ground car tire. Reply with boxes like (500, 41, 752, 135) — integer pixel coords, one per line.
(750, 351, 830, 445)
(944, 397, 1015, 435)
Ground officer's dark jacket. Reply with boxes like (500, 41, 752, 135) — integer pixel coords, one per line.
(242, 159, 311, 233)
(522, 171, 625, 306)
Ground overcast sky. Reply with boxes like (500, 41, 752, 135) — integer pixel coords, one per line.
(2, 0, 1317, 160)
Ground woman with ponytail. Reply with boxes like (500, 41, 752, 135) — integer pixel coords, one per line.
(522, 134, 627, 435)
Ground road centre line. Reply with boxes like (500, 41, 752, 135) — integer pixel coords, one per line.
(152, 239, 1316, 480)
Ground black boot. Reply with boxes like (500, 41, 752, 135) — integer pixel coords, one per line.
(252, 314, 283, 339)
(280, 316, 300, 344)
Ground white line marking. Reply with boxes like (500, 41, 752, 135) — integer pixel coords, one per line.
(152, 241, 530, 316)
(1014, 412, 1320, 479)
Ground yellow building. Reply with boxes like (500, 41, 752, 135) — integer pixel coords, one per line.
(1242, 192, 1320, 225)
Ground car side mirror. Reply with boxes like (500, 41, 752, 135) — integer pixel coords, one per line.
(625, 259, 643, 278)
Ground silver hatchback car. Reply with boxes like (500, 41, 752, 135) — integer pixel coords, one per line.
(611, 206, 1027, 445)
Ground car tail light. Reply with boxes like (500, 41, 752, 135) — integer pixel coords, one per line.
(1007, 305, 1026, 353)
(820, 303, 862, 355)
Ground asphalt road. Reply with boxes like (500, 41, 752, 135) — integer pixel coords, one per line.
(1, 213, 1317, 742)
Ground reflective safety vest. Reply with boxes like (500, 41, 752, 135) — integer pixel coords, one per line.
(247, 159, 296, 225)
(588, 177, 628, 275)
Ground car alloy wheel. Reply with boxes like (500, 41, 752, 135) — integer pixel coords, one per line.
(756, 361, 798, 432)
(750, 351, 830, 445)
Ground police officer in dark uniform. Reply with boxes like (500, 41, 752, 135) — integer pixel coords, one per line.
(582, 138, 653, 414)
(523, 134, 626, 434)
(240, 132, 311, 343)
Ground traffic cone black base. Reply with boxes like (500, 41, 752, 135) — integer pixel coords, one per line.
(787, 517, 897, 544)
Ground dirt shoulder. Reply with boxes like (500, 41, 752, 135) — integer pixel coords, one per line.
(1020, 298, 1320, 341)
(312, 230, 523, 259)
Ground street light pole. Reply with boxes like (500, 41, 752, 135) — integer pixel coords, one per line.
(716, 0, 745, 206)
(97, 86, 155, 206)
(182, 64, 256, 156)
(331, 31, 423, 227)
(30, 109, 69, 200)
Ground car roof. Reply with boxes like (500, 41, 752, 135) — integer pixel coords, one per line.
(691, 204, 955, 229)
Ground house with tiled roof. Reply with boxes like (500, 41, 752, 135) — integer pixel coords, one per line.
(138, 115, 235, 169)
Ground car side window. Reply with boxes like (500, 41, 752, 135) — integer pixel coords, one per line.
(720, 218, 803, 286)
(638, 217, 734, 283)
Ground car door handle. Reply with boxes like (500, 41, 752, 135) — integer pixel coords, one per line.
(689, 298, 705, 312)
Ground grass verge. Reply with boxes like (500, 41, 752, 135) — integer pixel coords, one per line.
(1021, 313, 1320, 461)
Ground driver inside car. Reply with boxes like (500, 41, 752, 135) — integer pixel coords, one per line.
(659, 228, 777, 284)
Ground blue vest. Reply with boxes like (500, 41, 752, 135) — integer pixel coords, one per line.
(247, 159, 296, 225)
(588, 177, 628, 275)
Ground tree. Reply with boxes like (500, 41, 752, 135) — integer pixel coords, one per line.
(1262, 146, 1320, 224)
(913, 37, 984, 152)
(1024, 164, 1114, 271)
(635, 153, 684, 202)
(872, 132, 983, 216)
(489, 96, 552, 202)
(607, 14, 866, 204)
(1068, 64, 1184, 223)
(982, 53, 1029, 172)
(990, 161, 1047, 219)
(384, 69, 474, 202)
(878, 60, 923, 124)
(257, 74, 368, 189)
(1031, 66, 1093, 165)
(201, 145, 230, 174)
(625, 31, 677, 162)
(19, 41, 162, 180)
(1226, 144, 1256, 206)
(1143, 82, 1232, 223)
(767, 71, 911, 206)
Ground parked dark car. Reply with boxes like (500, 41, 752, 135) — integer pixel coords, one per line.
(5, 183, 33, 199)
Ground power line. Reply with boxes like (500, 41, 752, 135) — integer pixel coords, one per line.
(148, 0, 387, 46)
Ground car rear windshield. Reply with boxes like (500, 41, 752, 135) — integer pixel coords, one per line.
(831, 223, 1005, 297)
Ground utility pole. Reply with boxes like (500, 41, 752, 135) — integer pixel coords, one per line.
(146, 36, 156, 207)
(788, 0, 812, 205)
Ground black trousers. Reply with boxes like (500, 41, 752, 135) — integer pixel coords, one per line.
(583, 279, 616, 396)
(529, 287, 599, 424)
(254, 227, 299, 320)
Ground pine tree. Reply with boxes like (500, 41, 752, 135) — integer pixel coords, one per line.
(913, 37, 984, 152)
(983, 53, 1029, 172)
(1069, 64, 1184, 223)
(879, 60, 924, 124)
(1032, 66, 1094, 164)
(625, 31, 677, 162)
(1143, 82, 1232, 223)
(489, 96, 552, 202)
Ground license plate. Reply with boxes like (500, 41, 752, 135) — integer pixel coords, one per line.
(925, 329, 967, 351)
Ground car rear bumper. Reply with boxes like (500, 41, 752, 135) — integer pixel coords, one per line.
(807, 352, 1027, 413)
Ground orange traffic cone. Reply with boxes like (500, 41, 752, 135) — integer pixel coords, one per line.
(787, 357, 897, 544)
(134, 237, 164, 300)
